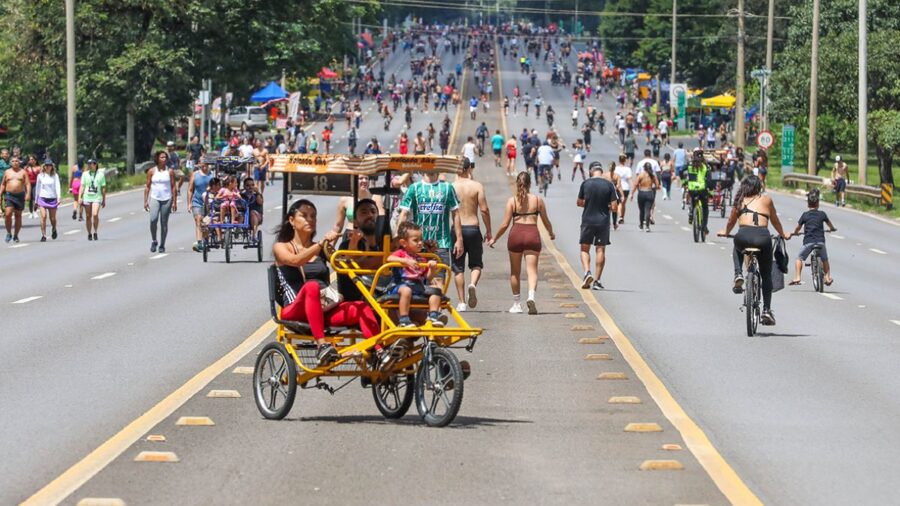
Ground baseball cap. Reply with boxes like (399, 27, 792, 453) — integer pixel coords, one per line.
(87, 158, 98, 165)
(835, 155, 842, 162)
(166, 141, 175, 147)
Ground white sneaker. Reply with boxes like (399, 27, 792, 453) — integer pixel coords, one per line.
(456, 302, 467, 312)
(508, 302, 523, 314)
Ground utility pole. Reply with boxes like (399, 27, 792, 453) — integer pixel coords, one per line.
(126, 104, 134, 174)
(65, 0, 77, 173)
(858, 0, 867, 185)
(807, 0, 820, 175)
(670, 0, 677, 118)
(735, 0, 746, 148)
(764, 0, 775, 130)
(575, 0, 579, 35)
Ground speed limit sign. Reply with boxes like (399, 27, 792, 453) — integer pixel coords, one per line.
(756, 130, 774, 150)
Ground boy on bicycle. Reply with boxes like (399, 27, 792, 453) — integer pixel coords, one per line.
(789, 189, 837, 286)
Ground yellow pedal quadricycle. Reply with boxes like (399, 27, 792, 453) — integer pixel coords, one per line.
(254, 154, 482, 427)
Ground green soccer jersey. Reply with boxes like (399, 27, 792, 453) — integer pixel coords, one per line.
(399, 180, 459, 249)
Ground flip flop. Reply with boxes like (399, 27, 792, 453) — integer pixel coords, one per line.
(788, 280, 802, 286)
(825, 279, 834, 286)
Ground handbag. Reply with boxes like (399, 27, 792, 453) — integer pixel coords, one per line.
(300, 263, 343, 312)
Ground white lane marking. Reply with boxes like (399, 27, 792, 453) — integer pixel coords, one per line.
(64, 229, 80, 235)
(150, 253, 168, 260)
(10, 243, 29, 249)
(857, 305, 866, 308)
(680, 226, 691, 232)
(12, 296, 42, 304)
(820, 293, 843, 300)
(869, 248, 887, 255)
(64, 284, 73, 288)
(663, 214, 673, 220)
(91, 272, 116, 280)
(130, 211, 136, 215)
(108, 217, 121, 223)
(274, 205, 283, 210)
(831, 234, 845, 239)
(891, 320, 900, 327)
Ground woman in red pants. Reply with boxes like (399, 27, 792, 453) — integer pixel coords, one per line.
(273, 199, 380, 365)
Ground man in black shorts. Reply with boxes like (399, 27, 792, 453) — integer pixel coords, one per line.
(451, 159, 492, 311)
(577, 162, 618, 290)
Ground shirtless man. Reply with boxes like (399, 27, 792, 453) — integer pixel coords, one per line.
(1, 157, 30, 243)
(451, 159, 492, 311)
(831, 155, 849, 207)
(413, 131, 427, 155)
(252, 138, 269, 194)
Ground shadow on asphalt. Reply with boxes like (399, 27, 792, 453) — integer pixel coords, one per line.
(755, 332, 813, 338)
(295, 414, 533, 428)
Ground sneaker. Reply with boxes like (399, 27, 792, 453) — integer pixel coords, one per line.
(591, 280, 604, 290)
(438, 314, 449, 326)
(92, 233, 98, 241)
(428, 313, 445, 327)
(150, 241, 158, 253)
(467, 284, 478, 308)
(508, 302, 524, 314)
(581, 271, 594, 289)
(316, 343, 340, 366)
(51, 228, 57, 240)
(645, 226, 651, 233)
(192, 242, 201, 252)
(380, 339, 411, 368)
(398, 318, 415, 328)
(760, 309, 776, 326)
(40, 236, 47, 242)
(158, 246, 166, 253)
(732, 275, 744, 294)
(455, 302, 467, 312)
(526, 299, 537, 315)
(78, 216, 84, 222)
(72, 210, 77, 220)
(639, 222, 643, 230)
(4, 234, 10, 243)
(13, 236, 19, 243)
(87, 233, 93, 241)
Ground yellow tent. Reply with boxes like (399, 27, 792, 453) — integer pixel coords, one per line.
(701, 94, 736, 108)
(636, 72, 653, 81)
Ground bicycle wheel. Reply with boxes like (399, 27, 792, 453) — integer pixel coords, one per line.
(720, 197, 727, 218)
(373, 373, 415, 419)
(415, 347, 464, 427)
(224, 229, 233, 263)
(253, 342, 297, 420)
(202, 237, 209, 263)
(256, 230, 263, 263)
(692, 204, 701, 243)
(745, 266, 760, 337)
(813, 253, 824, 293)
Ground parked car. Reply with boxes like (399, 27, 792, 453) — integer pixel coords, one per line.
(226, 106, 268, 132)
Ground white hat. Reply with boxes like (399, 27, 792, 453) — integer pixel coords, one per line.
(166, 141, 175, 147)
(835, 155, 842, 162)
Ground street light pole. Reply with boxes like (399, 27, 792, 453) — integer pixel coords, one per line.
(735, 0, 746, 148)
(858, 0, 867, 186)
(65, 0, 77, 172)
(764, 0, 775, 130)
(670, 0, 677, 117)
(807, 0, 820, 175)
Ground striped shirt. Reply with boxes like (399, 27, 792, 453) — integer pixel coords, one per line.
(398, 180, 459, 249)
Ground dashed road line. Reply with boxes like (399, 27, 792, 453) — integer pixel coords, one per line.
(663, 214, 673, 220)
(890, 320, 900, 327)
(869, 248, 887, 255)
(64, 229, 80, 235)
(831, 234, 845, 239)
(150, 253, 168, 260)
(12, 296, 42, 304)
(107, 217, 121, 223)
(10, 243, 29, 248)
(820, 293, 843, 301)
(91, 272, 116, 280)
(680, 226, 691, 232)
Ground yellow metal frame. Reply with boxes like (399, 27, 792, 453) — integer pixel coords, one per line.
(274, 249, 482, 386)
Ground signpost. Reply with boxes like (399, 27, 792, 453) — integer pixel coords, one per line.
(670, 83, 687, 130)
(756, 130, 774, 150)
(781, 124, 795, 174)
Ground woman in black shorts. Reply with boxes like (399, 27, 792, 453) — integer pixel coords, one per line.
(490, 172, 555, 315)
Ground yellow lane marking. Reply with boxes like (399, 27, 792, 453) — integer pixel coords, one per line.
(559, 302, 580, 308)
(598, 372, 628, 380)
(639, 460, 684, 471)
(578, 336, 608, 344)
(495, 43, 761, 506)
(553, 293, 573, 299)
(609, 396, 642, 404)
(175, 416, 215, 426)
(565, 312, 586, 319)
(570, 325, 595, 331)
(22, 320, 276, 506)
(664, 444, 685, 451)
(133, 451, 179, 463)
(145, 435, 166, 442)
(625, 422, 663, 433)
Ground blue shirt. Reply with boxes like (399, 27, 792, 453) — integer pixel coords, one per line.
(673, 148, 687, 167)
(191, 171, 214, 208)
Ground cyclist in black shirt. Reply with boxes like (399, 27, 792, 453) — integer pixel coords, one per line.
(790, 189, 836, 286)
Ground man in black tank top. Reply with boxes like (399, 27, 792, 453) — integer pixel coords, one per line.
(577, 163, 618, 290)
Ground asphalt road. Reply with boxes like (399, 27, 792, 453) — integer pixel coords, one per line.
(1, 43, 464, 504)
(496, 46, 900, 505)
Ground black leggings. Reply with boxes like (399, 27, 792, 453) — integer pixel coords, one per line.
(733, 226, 773, 310)
(637, 190, 655, 227)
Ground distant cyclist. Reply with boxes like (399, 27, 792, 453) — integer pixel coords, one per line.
(686, 151, 710, 236)
(789, 189, 836, 286)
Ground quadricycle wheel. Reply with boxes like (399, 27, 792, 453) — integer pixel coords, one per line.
(253, 342, 297, 420)
(415, 347, 464, 427)
(373, 373, 415, 419)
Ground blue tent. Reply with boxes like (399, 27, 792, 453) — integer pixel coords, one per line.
(250, 81, 288, 103)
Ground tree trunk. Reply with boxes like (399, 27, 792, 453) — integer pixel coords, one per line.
(876, 144, 894, 210)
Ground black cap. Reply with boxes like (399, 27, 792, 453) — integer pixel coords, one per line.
(87, 158, 98, 164)
(42, 158, 54, 166)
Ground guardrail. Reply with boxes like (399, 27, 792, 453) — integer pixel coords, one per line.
(782, 173, 889, 208)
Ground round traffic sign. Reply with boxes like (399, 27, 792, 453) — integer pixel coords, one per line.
(756, 130, 774, 149)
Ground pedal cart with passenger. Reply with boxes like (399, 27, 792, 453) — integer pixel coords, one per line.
(255, 154, 482, 427)
(200, 155, 264, 263)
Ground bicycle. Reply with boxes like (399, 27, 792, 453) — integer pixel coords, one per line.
(689, 192, 707, 243)
(538, 165, 551, 196)
(795, 231, 834, 293)
(722, 234, 762, 337)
